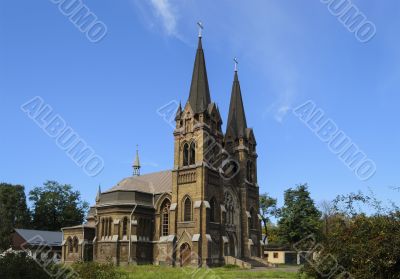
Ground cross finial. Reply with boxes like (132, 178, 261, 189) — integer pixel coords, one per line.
(197, 21, 204, 37)
(234, 57, 239, 72)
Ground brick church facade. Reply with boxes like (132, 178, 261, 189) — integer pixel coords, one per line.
(61, 34, 263, 267)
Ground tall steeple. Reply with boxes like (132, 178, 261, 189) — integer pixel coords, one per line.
(133, 145, 141, 176)
(96, 185, 101, 203)
(187, 24, 211, 114)
(226, 60, 248, 140)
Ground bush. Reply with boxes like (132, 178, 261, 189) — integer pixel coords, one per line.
(0, 249, 51, 279)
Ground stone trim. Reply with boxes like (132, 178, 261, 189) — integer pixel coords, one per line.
(246, 211, 251, 218)
(203, 201, 210, 209)
(192, 234, 200, 242)
(194, 201, 202, 208)
(170, 203, 177, 211)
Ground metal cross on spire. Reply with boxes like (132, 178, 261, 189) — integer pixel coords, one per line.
(197, 21, 204, 37)
(234, 57, 239, 72)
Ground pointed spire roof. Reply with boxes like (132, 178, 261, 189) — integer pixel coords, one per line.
(96, 185, 101, 202)
(188, 37, 211, 114)
(133, 145, 141, 176)
(226, 70, 248, 140)
(175, 101, 182, 121)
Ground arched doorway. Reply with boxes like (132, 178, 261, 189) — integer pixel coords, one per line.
(180, 243, 191, 266)
(228, 233, 237, 257)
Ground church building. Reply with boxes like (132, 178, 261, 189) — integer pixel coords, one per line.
(61, 32, 263, 267)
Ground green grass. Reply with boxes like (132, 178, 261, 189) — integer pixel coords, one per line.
(118, 265, 302, 279)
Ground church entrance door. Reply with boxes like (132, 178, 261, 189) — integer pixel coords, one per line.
(180, 243, 191, 266)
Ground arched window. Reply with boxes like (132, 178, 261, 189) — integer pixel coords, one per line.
(189, 142, 196, 165)
(108, 218, 113, 236)
(104, 218, 108, 237)
(184, 197, 192, 221)
(210, 198, 218, 222)
(161, 200, 170, 236)
(247, 161, 253, 182)
(101, 218, 105, 237)
(122, 217, 128, 236)
(183, 143, 189, 166)
(67, 237, 73, 253)
(73, 237, 79, 253)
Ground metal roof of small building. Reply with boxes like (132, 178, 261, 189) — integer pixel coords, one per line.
(105, 170, 172, 194)
(15, 229, 62, 247)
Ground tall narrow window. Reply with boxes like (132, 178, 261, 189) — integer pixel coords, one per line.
(68, 237, 73, 253)
(122, 217, 128, 236)
(210, 198, 218, 222)
(184, 197, 192, 221)
(73, 237, 78, 253)
(189, 142, 196, 165)
(108, 218, 113, 236)
(247, 161, 253, 182)
(161, 200, 170, 236)
(183, 143, 189, 166)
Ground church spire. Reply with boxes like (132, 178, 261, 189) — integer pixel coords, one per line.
(226, 58, 248, 140)
(188, 22, 211, 114)
(133, 145, 141, 176)
(96, 185, 101, 203)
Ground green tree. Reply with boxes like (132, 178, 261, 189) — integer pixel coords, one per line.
(301, 193, 400, 279)
(278, 184, 321, 247)
(29, 181, 89, 231)
(0, 183, 31, 251)
(259, 193, 279, 243)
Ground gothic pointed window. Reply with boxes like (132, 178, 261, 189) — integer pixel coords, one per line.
(247, 161, 253, 182)
(189, 142, 196, 165)
(184, 197, 192, 221)
(210, 198, 218, 222)
(101, 218, 105, 237)
(108, 218, 113, 236)
(67, 237, 73, 253)
(161, 200, 170, 236)
(73, 237, 79, 253)
(183, 143, 189, 166)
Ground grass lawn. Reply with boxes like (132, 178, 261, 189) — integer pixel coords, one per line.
(118, 265, 302, 279)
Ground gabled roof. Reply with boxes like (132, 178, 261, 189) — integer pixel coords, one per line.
(226, 71, 248, 140)
(15, 229, 62, 247)
(105, 170, 172, 194)
(188, 37, 212, 114)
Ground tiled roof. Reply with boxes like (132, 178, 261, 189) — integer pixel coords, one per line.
(105, 170, 172, 194)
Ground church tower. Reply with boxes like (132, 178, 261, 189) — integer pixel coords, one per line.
(171, 31, 225, 266)
(225, 65, 261, 258)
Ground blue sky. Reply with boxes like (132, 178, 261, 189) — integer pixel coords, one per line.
(1, 0, 399, 211)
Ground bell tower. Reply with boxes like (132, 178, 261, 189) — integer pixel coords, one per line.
(224, 62, 261, 258)
(170, 26, 224, 266)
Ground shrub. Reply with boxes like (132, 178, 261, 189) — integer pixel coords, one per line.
(0, 249, 51, 279)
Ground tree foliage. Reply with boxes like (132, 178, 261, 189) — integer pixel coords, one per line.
(259, 193, 279, 243)
(301, 192, 400, 279)
(0, 183, 31, 251)
(278, 184, 321, 247)
(29, 181, 89, 231)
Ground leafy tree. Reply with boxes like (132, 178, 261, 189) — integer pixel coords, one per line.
(301, 193, 400, 279)
(29, 181, 89, 231)
(0, 183, 31, 251)
(278, 184, 321, 247)
(259, 193, 279, 242)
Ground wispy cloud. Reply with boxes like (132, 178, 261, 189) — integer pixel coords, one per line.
(132, 0, 184, 40)
(149, 0, 178, 35)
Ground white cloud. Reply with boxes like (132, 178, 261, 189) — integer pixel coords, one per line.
(149, 0, 178, 36)
(132, 0, 183, 39)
